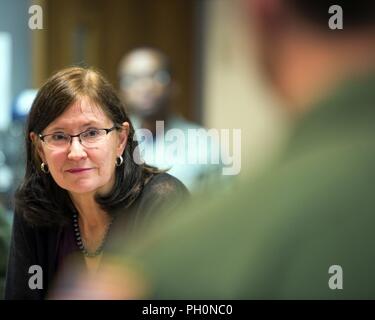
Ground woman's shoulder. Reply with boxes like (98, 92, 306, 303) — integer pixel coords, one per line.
(133, 172, 189, 212)
(143, 172, 189, 197)
(124, 173, 189, 230)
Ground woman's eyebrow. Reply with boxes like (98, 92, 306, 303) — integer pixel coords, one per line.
(47, 121, 102, 132)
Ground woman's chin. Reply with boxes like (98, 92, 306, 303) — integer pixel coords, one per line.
(65, 182, 113, 197)
(65, 183, 100, 196)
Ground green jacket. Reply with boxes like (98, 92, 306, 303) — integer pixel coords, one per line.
(0, 208, 11, 299)
(121, 72, 375, 299)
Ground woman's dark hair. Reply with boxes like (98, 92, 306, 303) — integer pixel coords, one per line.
(16, 66, 160, 226)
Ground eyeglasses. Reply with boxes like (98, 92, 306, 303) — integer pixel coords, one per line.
(39, 126, 119, 150)
(121, 70, 171, 88)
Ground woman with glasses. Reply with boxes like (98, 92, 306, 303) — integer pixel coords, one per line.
(4, 67, 188, 299)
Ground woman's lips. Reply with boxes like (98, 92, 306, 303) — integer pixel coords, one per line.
(66, 168, 93, 174)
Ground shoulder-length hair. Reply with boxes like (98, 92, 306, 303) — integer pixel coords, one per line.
(15, 66, 159, 227)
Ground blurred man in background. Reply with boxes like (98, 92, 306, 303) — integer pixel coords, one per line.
(54, 0, 375, 299)
(118, 48, 222, 192)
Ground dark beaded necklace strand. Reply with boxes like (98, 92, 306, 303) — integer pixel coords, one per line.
(73, 213, 113, 257)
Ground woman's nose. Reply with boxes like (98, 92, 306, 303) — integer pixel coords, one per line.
(67, 137, 87, 160)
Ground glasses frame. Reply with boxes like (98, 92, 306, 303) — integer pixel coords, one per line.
(38, 125, 119, 149)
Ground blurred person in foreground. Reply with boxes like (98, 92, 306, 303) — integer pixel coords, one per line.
(118, 48, 222, 192)
(54, 0, 375, 299)
(4, 67, 188, 300)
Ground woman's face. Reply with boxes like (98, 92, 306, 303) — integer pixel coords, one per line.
(31, 97, 129, 197)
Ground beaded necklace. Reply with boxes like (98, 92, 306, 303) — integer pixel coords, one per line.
(72, 213, 113, 257)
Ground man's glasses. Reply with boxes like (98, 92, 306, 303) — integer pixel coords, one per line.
(39, 126, 119, 150)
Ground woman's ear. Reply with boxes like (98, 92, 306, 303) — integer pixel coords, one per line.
(117, 122, 130, 156)
(30, 132, 46, 163)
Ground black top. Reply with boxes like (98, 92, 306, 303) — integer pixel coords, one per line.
(4, 173, 188, 300)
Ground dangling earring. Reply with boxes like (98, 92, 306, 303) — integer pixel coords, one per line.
(41, 162, 49, 174)
(115, 155, 124, 167)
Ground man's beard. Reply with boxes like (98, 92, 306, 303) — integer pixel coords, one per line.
(130, 97, 168, 119)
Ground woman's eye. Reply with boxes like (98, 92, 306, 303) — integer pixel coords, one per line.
(83, 129, 99, 138)
(51, 133, 67, 141)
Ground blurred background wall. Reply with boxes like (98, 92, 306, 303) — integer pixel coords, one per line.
(32, 0, 199, 122)
(0, 0, 31, 129)
(202, 0, 289, 176)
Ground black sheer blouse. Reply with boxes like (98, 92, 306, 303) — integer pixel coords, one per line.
(5, 173, 188, 300)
